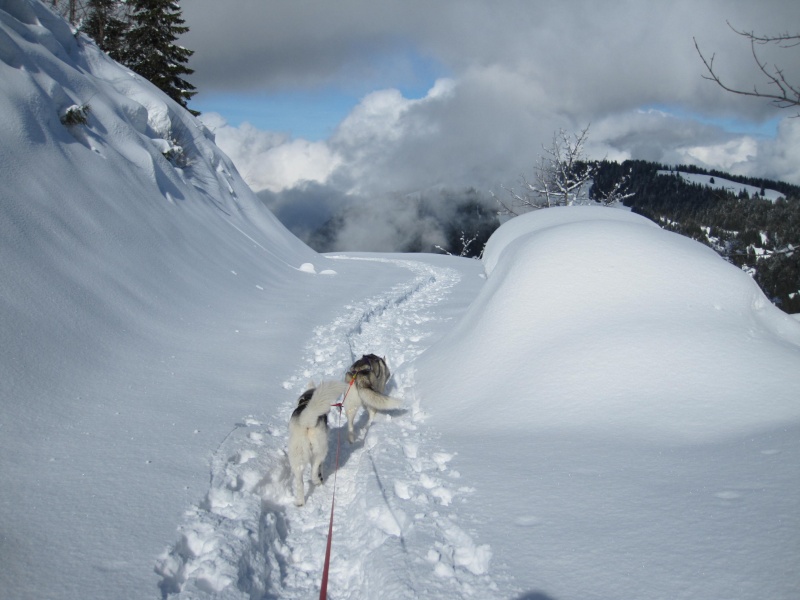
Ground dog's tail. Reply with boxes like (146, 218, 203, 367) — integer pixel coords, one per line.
(297, 381, 348, 428)
(357, 386, 403, 412)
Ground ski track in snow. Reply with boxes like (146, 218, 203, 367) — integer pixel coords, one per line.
(155, 257, 504, 599)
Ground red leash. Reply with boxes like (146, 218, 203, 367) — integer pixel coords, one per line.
(319, 379, 354, 600)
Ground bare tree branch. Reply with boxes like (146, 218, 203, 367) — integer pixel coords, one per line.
(694, 22, 800, 114)
(727, 22, 800, 48)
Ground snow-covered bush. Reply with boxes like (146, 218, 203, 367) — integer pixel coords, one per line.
(151, 135, 189, 168)
(162, 140, 187, 167)
(498, 125, 632, 215)
(59, 103, 90, 126)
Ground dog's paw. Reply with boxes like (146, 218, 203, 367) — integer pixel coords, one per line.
(294, 497, 305, 507)
(312, 466, 324, 486)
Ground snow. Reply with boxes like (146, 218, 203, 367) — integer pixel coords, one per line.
(1, 2, 799, 599)
(658, 169, 786, 202)
(427, 206, 800, 442)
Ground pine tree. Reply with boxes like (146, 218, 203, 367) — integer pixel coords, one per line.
(83, 0, 129, 63)
(124, 0, 196, 111)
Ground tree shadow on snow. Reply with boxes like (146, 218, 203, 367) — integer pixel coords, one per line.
(514, 593, 559, 600)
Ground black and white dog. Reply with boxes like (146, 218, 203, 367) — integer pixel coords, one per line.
(288, 381, 347, 506)
(343, 354, 402, 444)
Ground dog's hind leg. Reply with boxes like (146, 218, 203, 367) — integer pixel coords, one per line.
(311, 456, 324, 486)
(345, 398, 359, 444)
(346, 417, 356, 444)
(360, 405, 378, 438)
(288, 432, 308, 506)
(309, 435, 327, 486)
(292, 464, 305, 506)
(366, 405, 377, 425)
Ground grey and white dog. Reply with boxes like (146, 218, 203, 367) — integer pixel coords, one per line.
(288, 380, 347, 506)
(343, 354, 402, 443)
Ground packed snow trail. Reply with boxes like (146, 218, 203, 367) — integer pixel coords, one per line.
(156, 257, 507, 599)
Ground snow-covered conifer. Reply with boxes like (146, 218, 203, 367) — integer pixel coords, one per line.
(124, 0, 196, 110)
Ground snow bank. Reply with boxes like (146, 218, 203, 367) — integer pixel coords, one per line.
(0, 3, 319, 598)
(418, 206, 800, 442)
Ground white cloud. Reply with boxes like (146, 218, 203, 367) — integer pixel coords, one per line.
(684, 137, 759, 172)
(185, 0, 800, 199)
(252, 139, 341, 193)
(328, 78, 461, 194)
(742, 118, 800, 185)
(205, 77, 800, 205)
(200, 113, 341, 193)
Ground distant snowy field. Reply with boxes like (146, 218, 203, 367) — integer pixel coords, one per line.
(2, 2, 799, 599)
(658, 169, 785, 202)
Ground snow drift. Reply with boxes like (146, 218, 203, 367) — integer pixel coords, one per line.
(417, 206, 800, 442)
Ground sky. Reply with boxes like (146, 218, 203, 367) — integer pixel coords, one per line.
(2, 2, 800, 598)
(180, 0, 800, 204)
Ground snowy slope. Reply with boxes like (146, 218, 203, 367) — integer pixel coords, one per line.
(658, 170, 785, 202)
(2, 2, 800, 600)
(0, 1, 318, 597)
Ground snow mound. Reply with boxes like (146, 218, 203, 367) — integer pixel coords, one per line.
(418, 206, 800, 442)
(482, 205, 660, 276)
